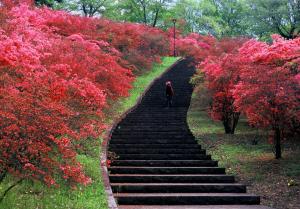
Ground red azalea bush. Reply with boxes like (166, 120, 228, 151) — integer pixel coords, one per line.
(200, 38, 248, 134)
(194, 34, 299, 158)
(43, 14, 169, 73)
(233, 35, 300, 158)
(95, 21, 169, 73)
(16, 3, 169, 73)
(171, 31, 247, 134)
(168, 26, 300, 158)
(168, 29, 215, 62)
(0, 2, 168, 187)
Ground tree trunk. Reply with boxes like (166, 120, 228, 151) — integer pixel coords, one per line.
(222, 112, 240, 134)
(274, 127, 282, 159)
(152, 9, 159, 27)
(143, 6, 147, 24)
(82, 4, 88, 17)
(230, 112, 240, 134)
(223, 118, 232, 134)
(0, 170, 7, 184)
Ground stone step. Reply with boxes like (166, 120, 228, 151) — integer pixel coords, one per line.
(130, 111, 187, 114)
(113, 132, 193, 136)
(119, 121, 187, 124)
(116, 128, 191, 131)
(122, 134, 194, 138)
(117, 121, 190, 125)
(125, 115, 187, 118)
(119, 124, 188, 127)
(122, 114, 187, 117)
(115, 128, 189, 131)
(109, 144, 201, 149)
(109, 174, 234, 183)
(107, 59, 264, 208)
(121, 118, 186, 122)
(114, 193, 260, 205)
(119, 205, 274, 209)
(111, 183, 246, 193)
(125, 114, 185, 116)
(109, 166, 225, 174)
(109, 139, 198, 145)
(109, 148, 205, 154)
(128, 111, 187, 114)
(115, 154, 211, 160)
(112, 131, 194, 135)
(124, 116, 187, 119)
(111, 135, 195, 140)
(112, 130, 193, 134)
(137, 104, 191, 108)
(111, 160, 217, 167)
(119, 122, 186, 125)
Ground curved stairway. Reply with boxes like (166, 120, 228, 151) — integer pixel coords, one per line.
(107, 59, 269, 209)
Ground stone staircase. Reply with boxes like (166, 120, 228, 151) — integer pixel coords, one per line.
(107, 59, 270, 208)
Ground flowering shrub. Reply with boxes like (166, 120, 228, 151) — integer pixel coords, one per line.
(0, 2, 168, 187)
(200, 38, 248, 134)
(193, 34, 299, 158)
(233, 35, 300, 158)
(168, 29, 215, 62)
(181, 29, 299, 159)
(96, 21, 169, 73)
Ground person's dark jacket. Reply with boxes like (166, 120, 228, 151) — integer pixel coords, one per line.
(166, 84, 174, 96)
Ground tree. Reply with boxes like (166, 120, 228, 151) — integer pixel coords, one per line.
(35, 0, 63, 7)
(211, 0, 250, 37)
(234, 35, 300, 158)
(105, 0, 173, 27)
(168, 0, 249, 37)
(63, 0, 109, 17)
(200, 38, 248, 134)
(247, 0, 300, 40)
(165, 0, 205, 34)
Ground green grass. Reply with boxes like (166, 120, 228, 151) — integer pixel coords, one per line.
(187, 91, 300, 178)
(0, 57, 180, 209)
(113, 57, 180, 114)
(0, 147, 108, 209)
(188, 92, 300, 176)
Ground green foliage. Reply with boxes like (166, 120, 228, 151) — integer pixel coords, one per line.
(35, 0, 63, 7)
(171, 0, 300, 39)
(190, 70, 205, 86)
(161, 0, 200, 33)
(57, 0, 299, 39)
(163, 0, 250, 37)
(246, 0, 300, 40)
(62, 0, 110, 17)
(104, 0, 173, 27)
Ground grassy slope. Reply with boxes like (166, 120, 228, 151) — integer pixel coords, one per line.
(0, 57, 179, 209)
(187, 88, 300, 209)
(112, 57, 180, 114)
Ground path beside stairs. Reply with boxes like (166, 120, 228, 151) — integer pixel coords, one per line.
(107, 59, 274, 209)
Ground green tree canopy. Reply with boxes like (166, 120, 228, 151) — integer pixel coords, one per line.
(35, 0, 63, 7)
(64, 0, 110, 17)
(51, 0, 300, 40)
(104, 0, 173, 27)
(247, 0, 300, 40)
